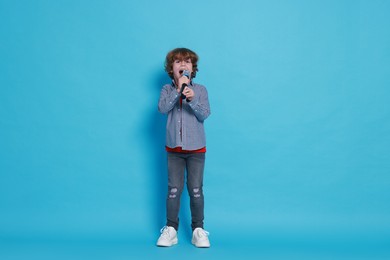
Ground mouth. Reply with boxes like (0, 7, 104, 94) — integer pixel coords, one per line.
(179, 68, 189, 75)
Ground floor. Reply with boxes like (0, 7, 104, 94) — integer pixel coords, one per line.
(1, 229, 389, 260)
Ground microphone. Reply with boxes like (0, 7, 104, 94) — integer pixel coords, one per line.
(180, 70, 190, 100)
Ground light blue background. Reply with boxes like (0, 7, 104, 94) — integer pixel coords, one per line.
(1, 0, 389, 259)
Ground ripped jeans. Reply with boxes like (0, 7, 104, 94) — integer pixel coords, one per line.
(166, 152, 205, 231)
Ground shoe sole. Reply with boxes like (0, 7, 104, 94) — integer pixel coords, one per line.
(194, 244, 210, 248)
(157, 238, 178, 247)
(192, 241, 210, 248)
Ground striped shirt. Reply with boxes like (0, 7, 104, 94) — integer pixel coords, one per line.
(158, 81, 211, 151)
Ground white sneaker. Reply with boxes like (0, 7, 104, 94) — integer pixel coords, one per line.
(191, 228, 210, 248)
(156, 226, 178, 247)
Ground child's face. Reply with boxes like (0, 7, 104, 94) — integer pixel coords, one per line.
(172, 58, 193, 80)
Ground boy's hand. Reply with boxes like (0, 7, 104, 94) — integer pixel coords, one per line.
(183, 87, 194, 101)
(177, 75, 190, 92)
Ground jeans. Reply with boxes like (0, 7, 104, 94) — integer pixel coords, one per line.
(166, 152, 205, 231)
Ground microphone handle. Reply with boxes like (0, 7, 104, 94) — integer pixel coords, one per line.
(180, 83, 187, 99)
(180, 70, 190, 100)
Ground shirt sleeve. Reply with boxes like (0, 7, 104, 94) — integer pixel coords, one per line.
(188, 85, 211, 122)
(158, 84, 180, 114)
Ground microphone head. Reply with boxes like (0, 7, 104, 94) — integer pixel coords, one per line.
(182, 70, 190, 79)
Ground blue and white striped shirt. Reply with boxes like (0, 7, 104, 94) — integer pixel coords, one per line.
(158, 81, 211, 150)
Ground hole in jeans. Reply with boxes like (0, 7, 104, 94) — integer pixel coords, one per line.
(193, 188, 201, 198)
(169, 187, 178, 199)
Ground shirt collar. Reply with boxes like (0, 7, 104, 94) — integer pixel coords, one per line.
(171, 79, 193, 87)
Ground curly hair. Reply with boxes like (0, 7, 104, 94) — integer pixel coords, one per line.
(165, 48, 199, 79)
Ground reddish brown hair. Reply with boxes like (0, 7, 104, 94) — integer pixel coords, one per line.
(165, 48, 199, 79)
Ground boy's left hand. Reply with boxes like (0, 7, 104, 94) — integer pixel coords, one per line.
(183, 87, 194, 101)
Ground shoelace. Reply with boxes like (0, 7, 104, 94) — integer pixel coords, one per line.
(160, 226, 168, 234)
(197, 229, 210, 237)
(160, 226, 172, 238)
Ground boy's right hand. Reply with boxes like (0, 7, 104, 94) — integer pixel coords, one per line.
(177, 75, 190, 92)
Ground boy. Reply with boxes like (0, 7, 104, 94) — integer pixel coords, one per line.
(156, 48, 211, 248)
